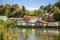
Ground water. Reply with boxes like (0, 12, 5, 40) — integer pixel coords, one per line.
(18, 28, 60, 40)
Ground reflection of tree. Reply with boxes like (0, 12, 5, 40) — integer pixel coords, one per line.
(35, 29, 44, 40)
(22, 29, 32, 40)
(35, 29, 58, 40)
(18, 29, 60, 40)
(54, 29, 60, 40)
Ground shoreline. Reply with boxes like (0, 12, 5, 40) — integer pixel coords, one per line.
(16, 26, 60, 29)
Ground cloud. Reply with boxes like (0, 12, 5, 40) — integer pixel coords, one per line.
(26, 8, 39, 11)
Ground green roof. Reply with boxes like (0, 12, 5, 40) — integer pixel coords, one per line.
(0, 16, 7, 20)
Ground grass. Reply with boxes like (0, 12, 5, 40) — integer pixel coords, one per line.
(0, 27, 19, 40)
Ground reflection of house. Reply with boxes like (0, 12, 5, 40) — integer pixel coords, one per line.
(48, 30, 59, 35)
(0, 16, 8, 21)
(35, 20, 47, 27)
(42, 13, 54, 21)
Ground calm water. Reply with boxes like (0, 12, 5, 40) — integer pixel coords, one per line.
(18, 28, 60, 40)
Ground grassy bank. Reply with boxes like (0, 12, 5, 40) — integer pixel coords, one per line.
(0, 27, 19, 40)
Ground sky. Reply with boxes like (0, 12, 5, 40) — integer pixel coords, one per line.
(0, 0, 58, 10)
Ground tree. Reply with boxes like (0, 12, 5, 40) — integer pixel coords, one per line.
(44, 4, 53, 13)
(39, 6, 44, 17)
(38, 9, 43, 17)
(0, 5, 4, 15)
(33, 9, 42, 17)
(53, 8, 60, 21)
(25, 10, 30, 16)
(39, 5, 45, 12)
(4, 4, 11, 17)
(10, 4, 22, 17)
(33, 10, 38, 17)
(54, 1, 60, 9)
(40, 5, 45, 9)
(22, 5, 26, 17)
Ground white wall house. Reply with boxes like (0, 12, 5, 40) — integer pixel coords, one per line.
(35, 20, 47, 27)
(48, 22, 59, 26)
(0, 16, 8, 21)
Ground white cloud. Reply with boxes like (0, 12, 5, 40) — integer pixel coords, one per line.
(26, 8, 39, 11)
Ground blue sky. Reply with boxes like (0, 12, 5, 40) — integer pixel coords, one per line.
(0, 0, 58, 10)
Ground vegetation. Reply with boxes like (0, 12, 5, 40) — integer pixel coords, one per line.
(0, 1, 60, 40)
(0, 20, 19, 40)
(0, 1, 60, 21)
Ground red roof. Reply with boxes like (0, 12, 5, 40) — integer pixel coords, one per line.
(39, 20, 47, 24)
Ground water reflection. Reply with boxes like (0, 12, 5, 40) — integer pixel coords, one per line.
(18, 28, 60, 40)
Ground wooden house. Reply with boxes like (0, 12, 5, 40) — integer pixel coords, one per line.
(35, 20, 47, 27)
